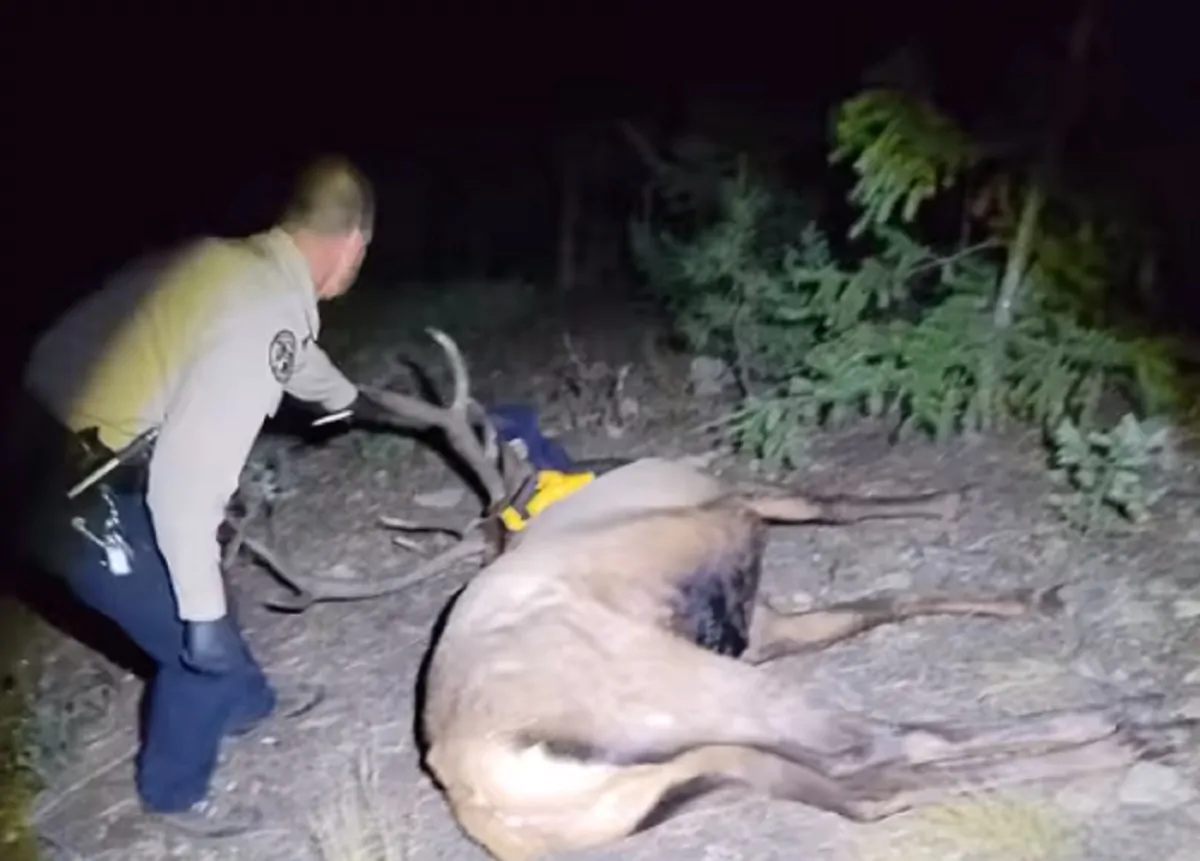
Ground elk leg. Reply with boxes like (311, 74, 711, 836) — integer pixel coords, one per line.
(835, 717, 1194, 821)
(507, 614, 1195, 809)
(498, 711, 1193, 857)
(623, 713, 1192, 846)
(746, 487, 966, 525)
(592, 641, 1179, 783)
(471, 744, 872, 858)
(743, 585, 1064, 664)
(626, 744, 875, 829)
(641, 724, 1170, 829)
(793, 688, 1200, 780)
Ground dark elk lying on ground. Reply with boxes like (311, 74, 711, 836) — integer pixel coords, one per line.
(242, 331, 1200, 861)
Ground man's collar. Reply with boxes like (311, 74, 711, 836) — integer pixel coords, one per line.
(257, 226, 320, 332)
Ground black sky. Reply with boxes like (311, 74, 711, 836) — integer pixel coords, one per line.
(5, 4, 1198, 392)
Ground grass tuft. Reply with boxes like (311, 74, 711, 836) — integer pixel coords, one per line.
(854, 794, 1079, 861)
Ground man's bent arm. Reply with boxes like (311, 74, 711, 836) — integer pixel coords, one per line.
(146, 314, 282, 623)
(284, 341, 357, 413)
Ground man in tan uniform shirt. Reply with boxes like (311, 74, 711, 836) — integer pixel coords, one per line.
(20, 156, 392, 837)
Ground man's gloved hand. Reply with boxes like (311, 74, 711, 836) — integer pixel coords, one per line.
(181, 616, 252, 675)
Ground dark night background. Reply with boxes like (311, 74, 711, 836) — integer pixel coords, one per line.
(5, 4, 1199, 409)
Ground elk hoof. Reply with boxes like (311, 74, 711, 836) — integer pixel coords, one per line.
(263, 590, 315, 614)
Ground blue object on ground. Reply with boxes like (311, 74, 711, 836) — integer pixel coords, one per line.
(485, 403, 576, 472)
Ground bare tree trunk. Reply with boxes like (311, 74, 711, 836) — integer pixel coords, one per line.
(993, 182, 1044, 329)
(980, 4, 1096, 429)
(993, 2, 1096, 329)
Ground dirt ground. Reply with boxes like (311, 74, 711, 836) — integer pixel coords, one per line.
(24, 282, 1200, 861)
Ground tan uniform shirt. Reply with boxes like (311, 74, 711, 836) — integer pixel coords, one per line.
(24, 227, 358, 622)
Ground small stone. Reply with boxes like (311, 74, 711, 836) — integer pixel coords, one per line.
(603, 422, 627, 440)
(1112, 600, 1162, 628)
(1172, 599, 1200, 620)
(413, 486, 465, 509)
(1038, 536, 1072, 566)
(1071, 656, 1110, 683)
(1118, 762, 1198, 809)
(1145, 578, 1182, 598)
(701, 845, 744, 861)
(679, 451, 721, 470)
(785, 591, 816, 611)
(688, 355, 734, 397)
(327, 562, 358, 581)
(874, 572, 913, 592)
(1182, 667, 1200, 685)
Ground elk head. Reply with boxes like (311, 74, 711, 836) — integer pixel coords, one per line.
(239, 328, 535, 612)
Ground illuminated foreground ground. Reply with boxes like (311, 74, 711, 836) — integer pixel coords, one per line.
(24, 281, 1200, 861)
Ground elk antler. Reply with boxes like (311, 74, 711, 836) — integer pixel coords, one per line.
(243, 530, 490, 613)
(240, 328, 534, 612)
(357, 328, 514, 508)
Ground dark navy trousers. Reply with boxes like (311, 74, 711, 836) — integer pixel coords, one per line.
(27, 485, 276, 812)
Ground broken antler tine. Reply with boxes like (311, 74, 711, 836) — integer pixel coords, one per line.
(430, 330, 507, 507)
(420, 327, 533, 510)
(428, 330, 505, 470)
(427, 329, 536, 500)
(426, 327, 471, 411)
(361, 329, 509, 510)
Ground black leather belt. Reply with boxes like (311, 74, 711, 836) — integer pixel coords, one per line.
(65, 427, 151, 497)
(18, 396, 150, 499)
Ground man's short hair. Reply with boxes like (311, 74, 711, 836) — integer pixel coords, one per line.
(280, 155, 375, 240)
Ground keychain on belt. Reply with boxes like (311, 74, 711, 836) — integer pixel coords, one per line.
(70, 485, 135, 575)
(65, 424, 157, 575)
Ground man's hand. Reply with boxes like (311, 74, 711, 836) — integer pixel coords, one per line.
(181, 617, 252, 675)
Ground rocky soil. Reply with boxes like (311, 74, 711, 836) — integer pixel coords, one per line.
(24, 282, 1200, 861)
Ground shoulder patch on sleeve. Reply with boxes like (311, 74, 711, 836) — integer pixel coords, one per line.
(268, 329, 299, 383)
